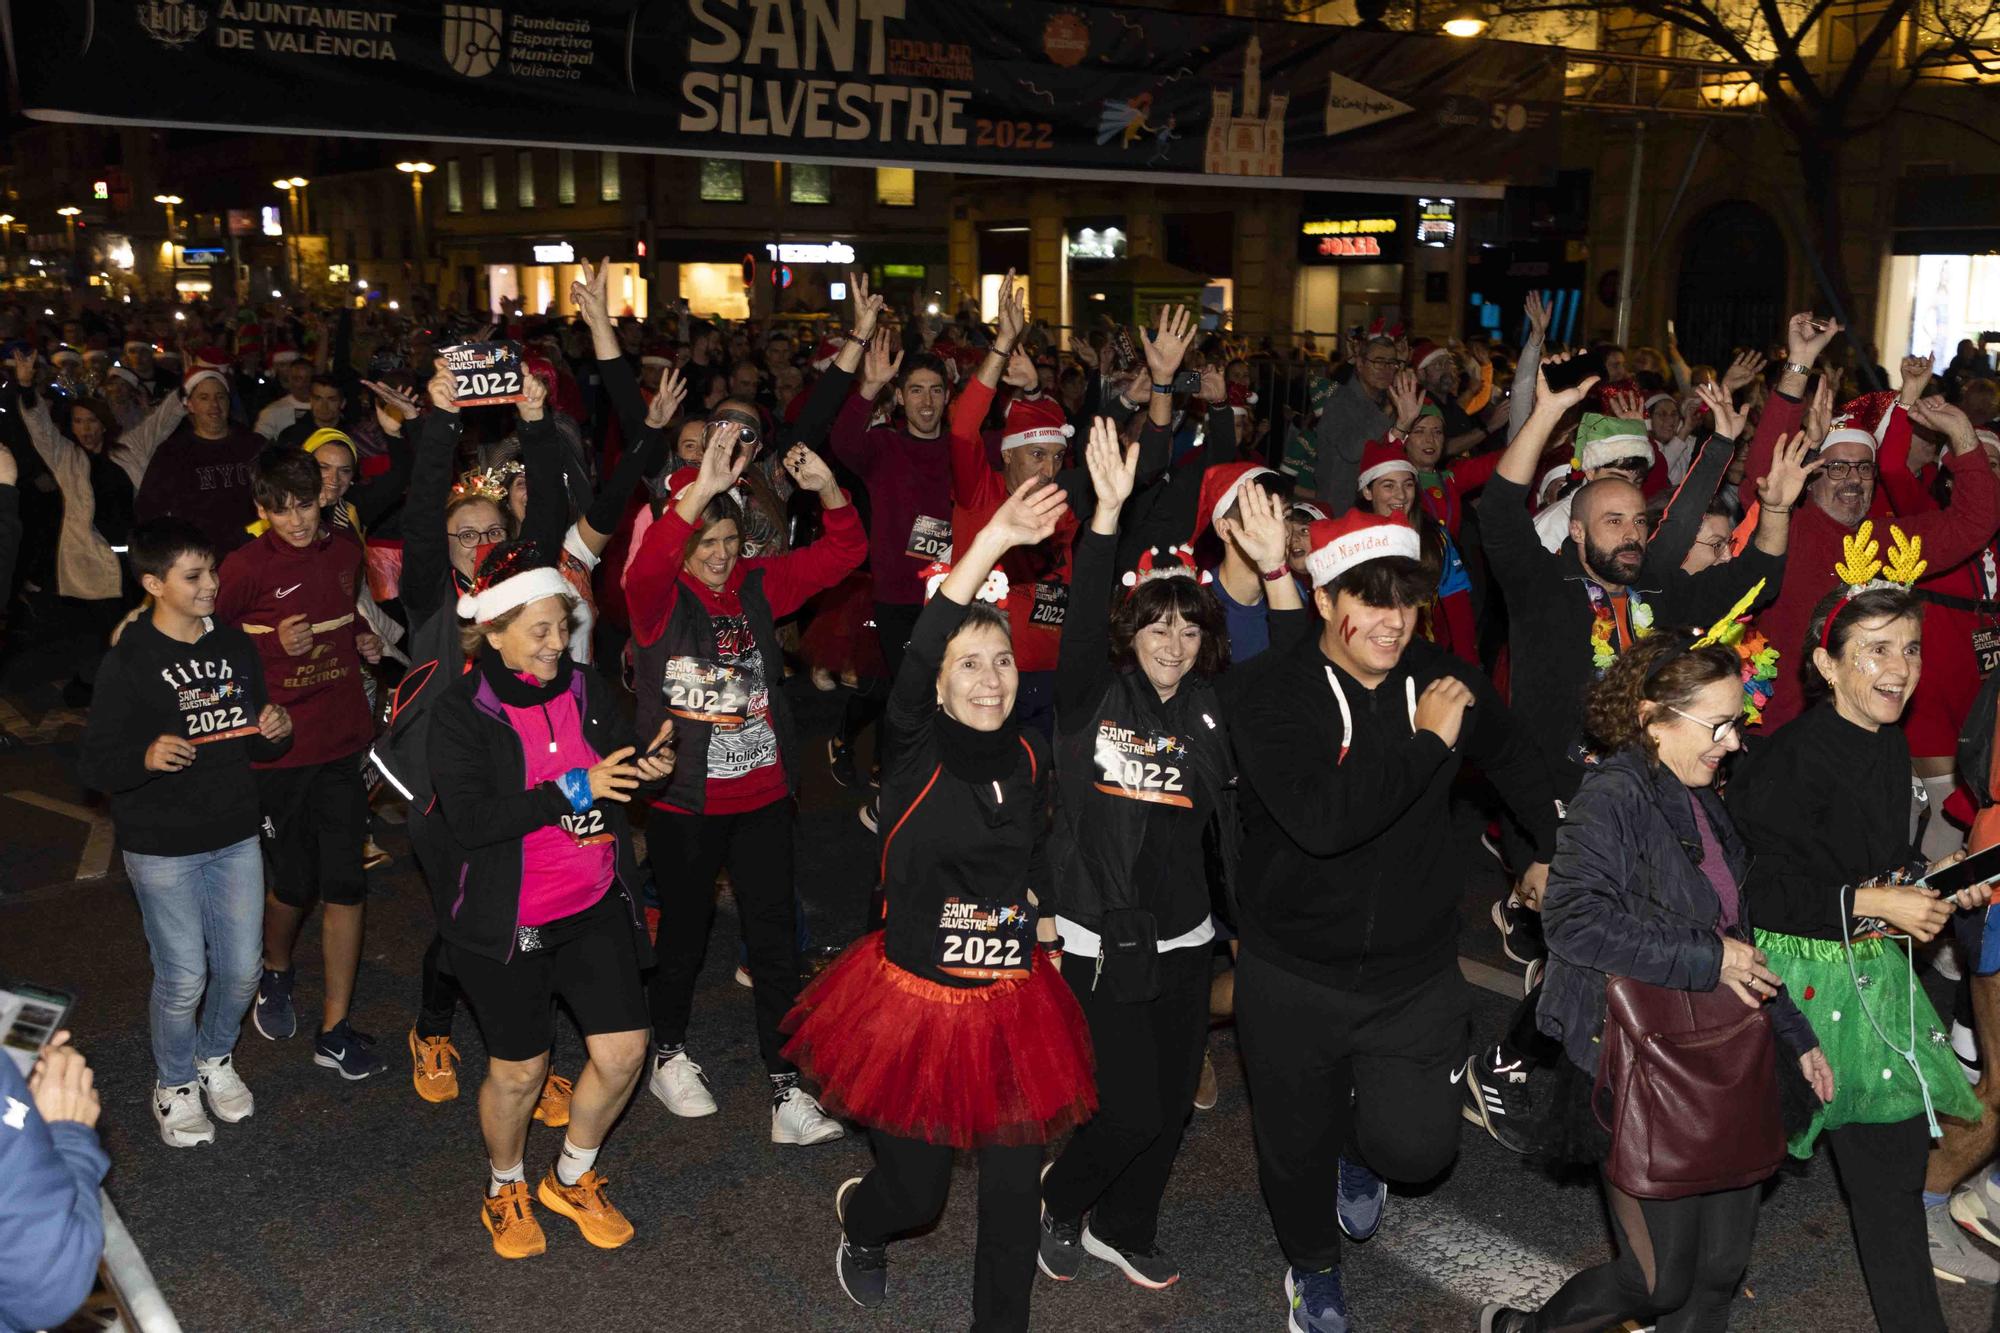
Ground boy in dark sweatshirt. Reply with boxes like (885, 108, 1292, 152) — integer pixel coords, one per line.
(215, 447, 386, 1079)
(79, 517, 293, 1147)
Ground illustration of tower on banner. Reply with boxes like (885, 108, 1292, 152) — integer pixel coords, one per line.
(1204, 36, 1289, 177)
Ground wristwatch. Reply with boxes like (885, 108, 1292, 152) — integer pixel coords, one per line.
(1784, 361, 1812, 376)
(843, 331, 866, 347)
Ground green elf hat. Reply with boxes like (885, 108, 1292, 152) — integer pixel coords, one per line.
(1572, 413, 1653, 471)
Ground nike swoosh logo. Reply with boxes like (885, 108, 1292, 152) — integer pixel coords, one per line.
(1449, 1065, 1465, 1085)
(275, 584, 303, 598)
(324, 1047, 345, 1060)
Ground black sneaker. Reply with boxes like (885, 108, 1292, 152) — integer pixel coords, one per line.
(1490, 896, 1545, 966)
(1479, 1302, 1532, 1333)
(857, 799, 879, 835)
(253, 966, 297, 1040)
(827, 738, 859, 789)
(1460, 1045, 1539, 1155)
(1037, 1163, 1082, 1281)
(313, 1020, 388, 1080)
(835, 1178, 887, 1307)
(1081, 1224, 1179, 1289)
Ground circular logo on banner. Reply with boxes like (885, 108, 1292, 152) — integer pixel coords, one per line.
(1043, 13, 1089, 67)
(138, 0, 210, 49)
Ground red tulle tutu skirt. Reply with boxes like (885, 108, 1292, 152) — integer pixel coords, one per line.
(780, 931, 1097, 1149)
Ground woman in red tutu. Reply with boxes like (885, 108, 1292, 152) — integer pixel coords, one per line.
(783, 478, 1096, 1332)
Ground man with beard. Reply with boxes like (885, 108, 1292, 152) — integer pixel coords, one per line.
(1406, 339, 1488, 456)
(1735, 312, 1999, 732)
(1530, 413, 1655, 552)
(1458, 355, 1810, 1152)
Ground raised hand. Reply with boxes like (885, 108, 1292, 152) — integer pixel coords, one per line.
(1786, 311, 1844, 367)
(8, 347, 35, 386)
(1604, 385, 1647, 421)
(1696, 380, 1745, 440)
(1802, 374, 1835, 447)
(644, 364, 687, 430)
(695, 421, 750, 494)
(782, 442, 838, 498)
(1084, 414, 1138, 521)
(980, 475, 1070, 552)
(569, 255, 612, 333)
(849, 270, 885, 342)
(1757, 431, 1820, 510)
(1524, 290, 1551, 344)
(361, 378, 420, 435)
(427, 357, 459, 415)
(1003, 347, 1039, 391)
(860, 327, 903, 398)
(1069, 339, 1099, 372)
(1199, 363, 1226, 405)
(994, 269, 1026, 349)
(1908, 395, 1977, 453)
(517, 368, 548, 423)
(1720, 350, 1767, 394)
(1143, 304, 1195, 386)
(1216, 481, 1289, 573)
(1898, 354, 1934, 405)
(1388, 367, 1424, 431)
(1531, 352, 1599, 419)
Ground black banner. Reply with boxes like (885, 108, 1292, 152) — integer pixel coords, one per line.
(13, 2, 1562, 192)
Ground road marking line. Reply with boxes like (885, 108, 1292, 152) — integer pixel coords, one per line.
(6, 791, 114, 880)
(1461, 956, 1523, 999)
(0, 698, 87, 744)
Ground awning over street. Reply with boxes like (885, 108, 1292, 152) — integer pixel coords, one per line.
(9, 1, 1563, 199)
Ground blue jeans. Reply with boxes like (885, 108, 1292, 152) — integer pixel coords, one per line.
(125, 836, 265, 1086)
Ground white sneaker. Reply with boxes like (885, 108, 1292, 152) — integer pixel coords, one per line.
(734, 965, 754, 989)
(154, 1082, 217, 1148)
(649, 1051, 718, 1118)
(1951, 1172, 2000, 1247)
(772, 1083, 845, 1145)
(196, 1053, 255, 1123)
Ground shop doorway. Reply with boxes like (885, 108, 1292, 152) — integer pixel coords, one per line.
(1674, 201, 1786, 368)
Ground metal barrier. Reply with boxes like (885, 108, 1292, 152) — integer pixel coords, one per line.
(54, 1192, 181, 1333)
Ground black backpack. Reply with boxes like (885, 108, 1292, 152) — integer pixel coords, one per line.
(369, 606, 462, 818)
(1957, 668, 2000, 808)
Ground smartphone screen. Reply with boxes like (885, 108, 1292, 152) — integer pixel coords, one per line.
(0, 982, 74, 1075)
(1542, 348, 1606, 394)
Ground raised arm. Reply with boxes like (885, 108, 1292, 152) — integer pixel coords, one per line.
(1481, 355, 1597, 590)
(1897, 398, 2000, 571)
(397, 369, 462, 625)
(1509, 291, 1550, 441)
(1058, 418, 1135, 720)
(515, 377, 569, 553)
(571, 257, 648, 445)
(576, 363, 683, 555)
(754, 439, 865, 617)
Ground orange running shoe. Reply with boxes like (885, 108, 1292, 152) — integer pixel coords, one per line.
(537, 1168, 635, 1249)
(533, 1073, 574, 1127)
(409, 1029, 460, 1103)
(481, 1181, 547, 1259)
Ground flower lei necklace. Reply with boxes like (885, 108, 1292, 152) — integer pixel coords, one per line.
(1586, 581, 1653, 674)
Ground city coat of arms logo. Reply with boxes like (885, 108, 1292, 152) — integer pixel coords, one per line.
(444, 5, 505, 78)
(137, 0, 208, 49)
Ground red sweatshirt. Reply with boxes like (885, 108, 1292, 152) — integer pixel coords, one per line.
(626, 495, 865, 813)
(831, 392, 954, 606)
(1740, 391, 2000, 730)
(214, 527, 373, 768)
(947, 377, 1079, 674)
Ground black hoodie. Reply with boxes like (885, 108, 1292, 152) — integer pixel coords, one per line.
(78, 615, 289, 855)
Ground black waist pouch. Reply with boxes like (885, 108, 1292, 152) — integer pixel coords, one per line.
(1093, 907, 1161, 1003)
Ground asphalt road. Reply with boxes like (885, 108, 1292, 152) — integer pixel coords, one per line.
(2, 659, 1997, 1333)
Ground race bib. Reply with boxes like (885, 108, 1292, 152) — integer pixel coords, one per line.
(662, 656, 751, 728)
(1029, 582, 1068, 628)
(1091, 722, 1193, 808)
(185, 703, 258, 745)
(440, 341, 527, 406)
(1976, 626, 2000, 678)
(559, 806, 613, 847)
(905, 514, 951, 563)
(931, 898, 1033, 981)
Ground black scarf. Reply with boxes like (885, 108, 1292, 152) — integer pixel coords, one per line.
(477, 646, 574, 708)
(935, 708, 1021, 783)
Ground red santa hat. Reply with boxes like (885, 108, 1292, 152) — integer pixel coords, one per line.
(1356, 439, 1416, 495)
(1227, 382, 1256, 422)
(1193, 462, 1277, 542)
(1824, 391, 1899, 455)
(640, 341, 673, 370)
(811, 337, 844, 372)
(183, 350, 231, 396)
(1000, 394, 1073, 452)
(1304, 510, 1421, 589)
(269, 346, 302, 370)
(1407, 339, 1451, 374)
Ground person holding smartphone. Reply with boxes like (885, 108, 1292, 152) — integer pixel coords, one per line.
(0, 1032, 106, 1333)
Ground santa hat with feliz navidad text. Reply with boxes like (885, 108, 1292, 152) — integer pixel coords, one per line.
(1304, 510, 1421, 588)
(1573, 413, 1653, 471)
(1193, 462, 1278, 543)
(1824, 391, 1899, 455)
(1000, 394, 1073, 452)
(1357, 439, 1416, 495)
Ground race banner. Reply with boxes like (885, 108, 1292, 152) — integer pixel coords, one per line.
(12, 2, 1563, 191)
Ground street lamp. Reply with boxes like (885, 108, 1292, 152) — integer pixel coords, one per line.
(1440, 3, 1488, 35)
(274, 177, 308, 291)
(153, 194, 182, 240)
(397, 161, 435, 293)
(56, 206, 80, 262)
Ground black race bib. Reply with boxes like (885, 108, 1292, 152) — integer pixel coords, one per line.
(559, 806, 613, 848)
(1029, 582, 1068, 628)
(1091, 722, 1193, 808)
(905, 514, 951, 562)
(662, 656, 751, 728)
(1977, 626, 2000, 678)
(931, 897, 1033, 980)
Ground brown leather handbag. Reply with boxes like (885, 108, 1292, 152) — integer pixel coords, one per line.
(1593, 975, 1786, 1199)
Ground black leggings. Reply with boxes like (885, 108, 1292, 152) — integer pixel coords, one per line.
(1527, 1174, 1759, 1333)
(646, 799, 800, 1075)
(842, 1128, 1042, 1333)
(1042, 945, 1209, 1250)
(416, 932, 458, 1039)
(1824, 1117, 1948, 1333)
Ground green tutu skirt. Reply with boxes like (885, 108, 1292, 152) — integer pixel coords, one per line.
(1755, 929, 1981, 1156)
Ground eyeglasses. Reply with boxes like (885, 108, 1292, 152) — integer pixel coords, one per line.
(1820, 460, 1876, 481)
(450, 524, 508, 549)
(1665, 705, 1740, 744)
(1362, 356, 1406, 370)
(1691, 536, 1730, 557)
